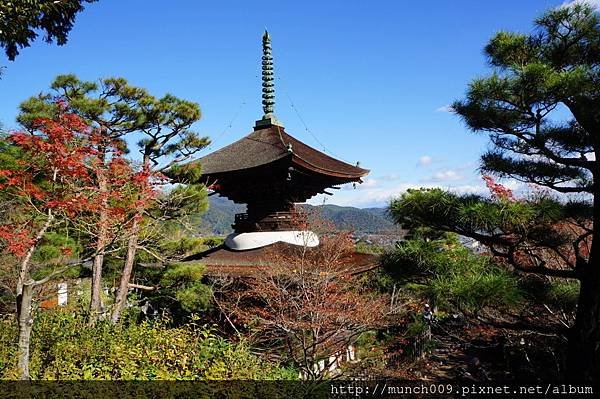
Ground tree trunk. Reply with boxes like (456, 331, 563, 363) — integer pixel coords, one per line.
(16, 213, 53, 297)
(567, 183, 600, 383)
(17, 281, 34, 380)
(110, 215, 140, 323)
(567, 264, 600, 382)
(15, 212, 53, 379)
(89, 175, 109, 325)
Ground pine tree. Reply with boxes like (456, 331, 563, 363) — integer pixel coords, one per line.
(18, 75, 210, 324)
(391, 3, 600, 382)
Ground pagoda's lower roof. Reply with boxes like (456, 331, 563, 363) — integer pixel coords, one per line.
(191, 125, 369, 179)
(182, 242, 379, 276)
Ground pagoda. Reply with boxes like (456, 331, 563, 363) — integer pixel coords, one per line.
(180, 31, 370, 271)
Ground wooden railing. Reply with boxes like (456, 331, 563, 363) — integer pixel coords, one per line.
(232, 211, 307, 232)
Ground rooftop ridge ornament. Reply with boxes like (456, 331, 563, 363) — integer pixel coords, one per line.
(255, 30, 283, 129)
(262, 30, 275, 116)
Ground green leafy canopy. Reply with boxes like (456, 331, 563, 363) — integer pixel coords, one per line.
(0, 1, 97, 61)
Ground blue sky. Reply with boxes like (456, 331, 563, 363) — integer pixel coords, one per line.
(0, 0, 587, 207)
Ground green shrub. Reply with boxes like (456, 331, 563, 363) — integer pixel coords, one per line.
(352, 331, 386, 373)
(382, 237, 522, 312)
(0, 310, 295, 380)
(355, 242, 385, 255)
(157, 263, 212, 313)
(0, 317, 16, 374)
(160, 263, 205, 285)
(201, 236, 224, 248)
(520, 277, 580, 310)
(404, 316, 427, 338)
(33, 232, 81, 264)
(159, 237, 206, 258)
(430, 268, 521, 311)
(546, 280, 579, 309)
(175, 283, 212, 313)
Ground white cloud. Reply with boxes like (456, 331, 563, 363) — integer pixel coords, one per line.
(308, 173, 572, 209)
(448, 184, 489, 196)
(340, 178, 378, 191)
(560, 0, 600, 9)
(435, 104, 453, 113)
(417, 155, 433, 167)
(360, 178, 378, 188)
(428, 169, 463, 182)
(501, 180, 522, 191)
(309, 181, 489, 208)
(379, 173, 403, 182)
(312, 183, 427, 207)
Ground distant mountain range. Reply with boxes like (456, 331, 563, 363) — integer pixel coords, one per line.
(195, 196, 397, 236)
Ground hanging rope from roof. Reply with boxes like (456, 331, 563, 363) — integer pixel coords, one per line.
(207, 99, 246, 151)
(280, 81, 358, 166)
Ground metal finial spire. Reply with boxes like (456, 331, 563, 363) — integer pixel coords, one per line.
(262, 30, 275, 117)
(255, 30, 283, 129)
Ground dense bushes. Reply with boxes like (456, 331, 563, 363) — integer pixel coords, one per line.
(382, 234, 522, 312)
(0, 310, 295, 380)
(520, 276, 580, 311)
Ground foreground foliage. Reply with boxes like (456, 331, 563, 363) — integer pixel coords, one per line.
(383, 234, 522, 313)
(0, 0, 97, 61)
(214, 232, 389, 380)
(0, 310, 295, 380)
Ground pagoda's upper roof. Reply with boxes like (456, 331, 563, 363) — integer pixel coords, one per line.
(196, 125, 369, 179)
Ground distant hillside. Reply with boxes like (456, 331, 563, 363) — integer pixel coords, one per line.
(195, 196, 395, 236)
(301, 204, 395, 234)
(195, 196, 245, 235)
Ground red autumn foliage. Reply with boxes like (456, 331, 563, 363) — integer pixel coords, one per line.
(482, 175, 515, 201)
(0, 110, 92, 256)
(0, 100, 151, 259)
(215, 229, 388, 379)
(480, 174, 590, 276)
(0, 226, 34, 257)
